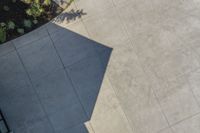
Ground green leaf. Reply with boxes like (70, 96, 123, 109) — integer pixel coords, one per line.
(3, 5, 10, 11)
(26, 3, 44, 18)
(43, 0, 51, 6)
(21, 0, 32, 4)
(0, 26, 6, 43)
(33, 19, 38, 24)
(24, 19, 32, 28)
(7, 21, 15, 30)
(34, 0, 40, 4)
(17, 28, 25, 34)
(0, 23, 6, 27)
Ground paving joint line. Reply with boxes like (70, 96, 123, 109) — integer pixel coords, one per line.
(113, 4, 173, 132)
(11, 29, 49, 50)
(168, 110, 200, 129)
(79, 6, 135, 133)
(13, 38, 57, 133)
(66, 3, 97, 133)
(46, 26, 92, 128)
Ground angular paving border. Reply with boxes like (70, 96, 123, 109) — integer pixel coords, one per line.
(0, 2, 116, 133)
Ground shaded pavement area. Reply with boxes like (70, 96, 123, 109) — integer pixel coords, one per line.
(0, 23, 112, 133)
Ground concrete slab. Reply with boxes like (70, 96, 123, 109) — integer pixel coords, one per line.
(74, 0, 114, 19)
(0, 51, 30, 90)
(88, 76, 133, 133)
(46, 3, 84, 34)
(12, 26, 48, 49)
(82, 8, 128, 47)
(172, 114, 200, 133)
(26, 117, 55, 133)
(11, 117, 54, 133)
(63, 124, 89, 133)
(50, 26, 98, 67)
(66, 53, 107, 117)
(159, 128, 173, 133)
(0, 85, 47, 133)
(33, 68, 87, 131)
(17, 36, 63, 82)
(48, 105, 86, 132)
(159, 82, 200, 125)
(188, 69, 200, 105)
(0, 41, 15, 57)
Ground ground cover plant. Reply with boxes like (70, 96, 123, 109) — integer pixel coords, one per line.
(0, 0, 63, 44)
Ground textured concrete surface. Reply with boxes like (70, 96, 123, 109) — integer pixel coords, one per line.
(1, 0, 200, 133)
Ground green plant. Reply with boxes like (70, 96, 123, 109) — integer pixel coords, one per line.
(0, 23, 6, 43)
(24, 19, 32, 28)
(26, 3, 44, 18)
(24, 0, 52, 18)
(21, 0, 51, 6)
(21, 0, 38, 4)
(43, 0, 51, 6)
(7, 21, 15, 30)
(3, 5, 10, 11)
(17, 28, 25, 34)
(33, 19, 38, 24)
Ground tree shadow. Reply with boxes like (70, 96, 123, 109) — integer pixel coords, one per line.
(53, 9, 87, 23)
(0, 21, 112, 133)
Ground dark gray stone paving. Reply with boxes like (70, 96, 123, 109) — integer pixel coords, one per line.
(50, 28, 98, 67)
(1, 85, 46, 132)
(64, 124, 89, 133)
(0, 42, 15, 57)
(34, 68, 87, 132)
(17, 36, 63, 82)
(66, 54, 106, 117)
(12, 26, 49, 49)
(0, 23, 112, 133)
(0, 51, 30, 91)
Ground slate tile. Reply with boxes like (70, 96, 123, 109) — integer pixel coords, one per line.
(50, 28, 97, 67)
(0, 51, 30, 91)
(66, 54, 105, 117)
(17, 36, 62, 82)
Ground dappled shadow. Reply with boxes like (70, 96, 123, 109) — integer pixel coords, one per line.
(60, 0, 68, 5)
(54, 0, 74, 8)
(53, 9, 87, 23)
(0, 21, 112, 133)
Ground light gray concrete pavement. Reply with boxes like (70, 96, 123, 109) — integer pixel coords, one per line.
(1, 0, 200, 133)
